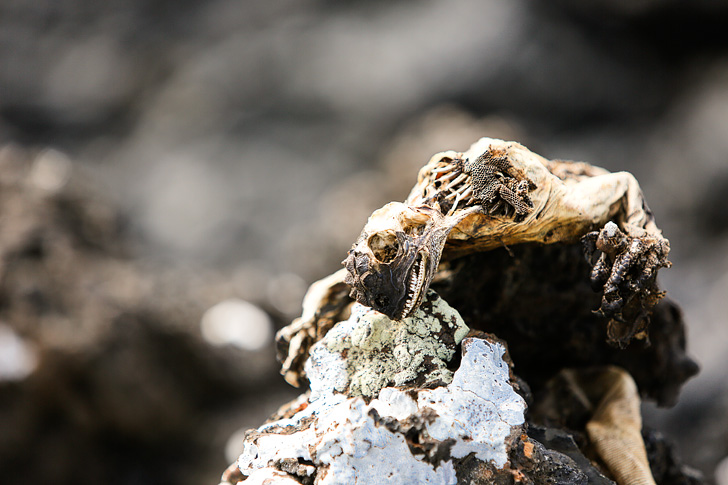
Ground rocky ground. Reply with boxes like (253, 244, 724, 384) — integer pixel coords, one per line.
(1, 0, 728, 484)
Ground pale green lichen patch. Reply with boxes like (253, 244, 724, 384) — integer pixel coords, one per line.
(312, 290, 469, 399)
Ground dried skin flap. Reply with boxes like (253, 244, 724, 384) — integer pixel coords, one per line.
(585, 367, 656, 485)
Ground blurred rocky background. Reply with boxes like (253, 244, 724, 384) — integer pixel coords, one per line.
(1, 0, 727, 484)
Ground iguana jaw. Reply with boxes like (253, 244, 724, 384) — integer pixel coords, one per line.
(342, 203, 446, 320)
(399, 250, 429, 319)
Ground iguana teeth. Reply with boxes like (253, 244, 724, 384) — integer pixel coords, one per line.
(400, 253, 427, 319)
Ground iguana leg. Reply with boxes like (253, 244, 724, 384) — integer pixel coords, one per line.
(275, 269, 353, 386)
(583, 221, 669, 344)
(465, 149, 535, 217)
(564, 172, 670, 345)
(494, 181, 534, 216)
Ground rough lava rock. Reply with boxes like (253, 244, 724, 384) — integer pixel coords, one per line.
(225, 292, 542, 484)
(224, 290, 626, 484)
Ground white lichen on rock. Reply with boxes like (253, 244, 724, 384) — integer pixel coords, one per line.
(312, 397, 458, 484)
(307, 289, 469, 399)
(417, 338, 526, 467)
(234, 291, 527, 483)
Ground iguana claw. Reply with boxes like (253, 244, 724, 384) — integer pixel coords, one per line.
(583, 221, 671, 345)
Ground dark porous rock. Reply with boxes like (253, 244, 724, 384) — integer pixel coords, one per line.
(643, 429, 704, 485)
(432, 242, 698, 407)
(528, 425, 615, 484)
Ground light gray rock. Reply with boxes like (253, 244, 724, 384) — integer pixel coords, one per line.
(232, 291, 527, 484)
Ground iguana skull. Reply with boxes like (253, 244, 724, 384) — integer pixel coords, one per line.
(342, 202, 452, 319)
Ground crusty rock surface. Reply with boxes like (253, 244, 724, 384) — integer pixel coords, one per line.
(226, 292, 539, 484)
(228, 289, 692, 484)
(307, 290, 469, 398)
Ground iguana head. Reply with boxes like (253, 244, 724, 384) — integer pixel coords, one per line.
(342, 202, 450, 320)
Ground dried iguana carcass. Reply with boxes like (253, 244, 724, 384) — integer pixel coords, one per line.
(277, 137, 671, 387)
